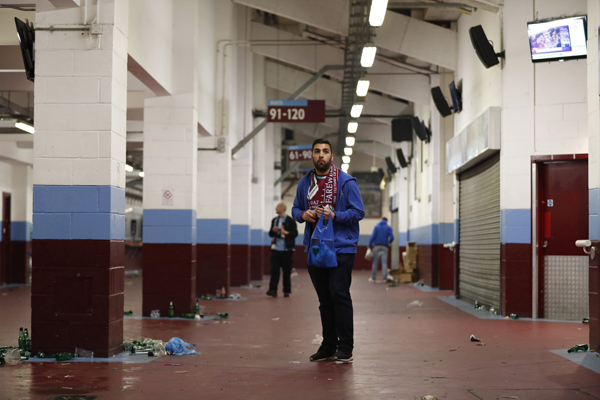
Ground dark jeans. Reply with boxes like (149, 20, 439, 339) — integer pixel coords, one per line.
(307, 253, 355, 352)
(269, 250, 294, 294)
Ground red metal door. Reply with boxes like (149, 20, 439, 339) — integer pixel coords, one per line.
(537, 160, 588, 318)
(1, 192, 11, 285)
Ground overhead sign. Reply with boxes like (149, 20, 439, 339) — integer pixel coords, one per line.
(287, 144, 313, 162)
(267, 100, 325, 123)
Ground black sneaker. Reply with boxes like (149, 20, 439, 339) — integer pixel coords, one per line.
(284, 292, 290, 298)
(266, 290, 277, 297)
(333, 349, 353, 363)
(309, 346, 336, 362)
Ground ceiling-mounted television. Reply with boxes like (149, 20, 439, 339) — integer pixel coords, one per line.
(14, 17, 35, 82)
(527, 16, 587, 63)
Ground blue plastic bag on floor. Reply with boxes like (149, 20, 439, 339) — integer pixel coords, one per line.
(165, 337, 199, 355)
(307, 210, 337, 268)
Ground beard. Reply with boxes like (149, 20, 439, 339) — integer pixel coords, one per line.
(313, 157, 332, 174)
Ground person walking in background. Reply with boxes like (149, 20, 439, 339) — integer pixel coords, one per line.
(267, 202, 298, 298)
(292, 138, 365, 363)
(368, 217, 394, 282)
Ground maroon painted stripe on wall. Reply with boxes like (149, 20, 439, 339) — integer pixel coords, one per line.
(250, 246, 263, 281)
(143, 243, 196, 316)
(197, 243, 229, 297)
(500, 243, 533, 318)
(31, 239, 124, 358)
(230, 244, 250, 287)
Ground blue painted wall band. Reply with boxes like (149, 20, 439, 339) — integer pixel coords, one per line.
(500, 209, 531, 244)
(11, 221, 32, 241)
(143, 209, 197, 244)
(250, 229, 263, 246)
(33, 185, 125, 240)
(230, 224, 250, 245)
(197, 219, 229, 244)
(590, 188, 600, 241)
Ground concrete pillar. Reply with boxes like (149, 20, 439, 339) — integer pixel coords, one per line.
(263, 123, 277, 275)
(196, 136, 231, 296)
(31, 0, 128, 357)
(230, 149, 252, 287)
(250, 54, 267, 281)
(142, 94, 198, 316)
(587, 0, 600, 352)
(9, 165, 33, 284)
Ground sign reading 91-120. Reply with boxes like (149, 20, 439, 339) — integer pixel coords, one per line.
(267, 99, 325, 123)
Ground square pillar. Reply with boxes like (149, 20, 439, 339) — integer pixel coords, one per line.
(142, 94, 198, 316)
(32, 0, 128, 358)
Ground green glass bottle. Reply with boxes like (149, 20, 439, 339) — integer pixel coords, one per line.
(55, 352, 75, 361)
(168, 301, 175, 318)
(194, 300, 200, 316)
(567, 344, 588, 353)
(24, 328, 31, 352)
(18, 328, 25, 351)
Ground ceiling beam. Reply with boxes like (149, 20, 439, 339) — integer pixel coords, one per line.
(233, 0, 457, 70)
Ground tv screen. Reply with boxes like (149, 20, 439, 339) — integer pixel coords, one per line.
(527, 16, 587, 63)
(14, 17, 35, 82)
(449, 81, 462, 113)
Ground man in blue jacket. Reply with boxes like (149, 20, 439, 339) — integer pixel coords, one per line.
(368, 217, 395, 282)
(292, 138, 365, 363)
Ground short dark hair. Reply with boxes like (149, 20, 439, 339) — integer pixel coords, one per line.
(312, 138, 332, 153)
(382, 217, 388, 222)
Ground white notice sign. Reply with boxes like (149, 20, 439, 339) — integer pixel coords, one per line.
(162, 189, 173, 205)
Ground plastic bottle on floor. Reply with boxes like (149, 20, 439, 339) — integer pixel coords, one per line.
(567, 344, 588, 353)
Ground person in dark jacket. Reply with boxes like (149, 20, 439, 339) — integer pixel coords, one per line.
(368, 217, 395, 282)
(267, 202, 298, 298)
(292, 138, 365, 363)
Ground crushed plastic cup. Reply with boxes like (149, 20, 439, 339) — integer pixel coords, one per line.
(4, 348, 21, 365)
(75, 347, 94, 358)
(407, 300, 423, 307)
(470, 335, 481, 342)
(150, 309, 160, 318)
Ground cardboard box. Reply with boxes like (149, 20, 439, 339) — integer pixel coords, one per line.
(403, 261, 417, 273)
(405, 242, 418, 262)
(399, 273, 412, 283)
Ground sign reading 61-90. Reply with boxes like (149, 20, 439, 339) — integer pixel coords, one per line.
(267, 100, 325, 123)
(287, 144, 313, 162)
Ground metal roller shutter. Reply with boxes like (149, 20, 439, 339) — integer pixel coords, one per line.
(458, 155, 500, 309)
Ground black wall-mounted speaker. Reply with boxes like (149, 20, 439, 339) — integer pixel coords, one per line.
(469, 25, 501, 68)
(391, 118, 413, 142)
(396, 149, 408, 168)
(410, 117, 428, 142)
(385, 157, 397, 174)
(431, 87, 452, 117)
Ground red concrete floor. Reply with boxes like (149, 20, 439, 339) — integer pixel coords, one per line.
(1, 270, 599, 400)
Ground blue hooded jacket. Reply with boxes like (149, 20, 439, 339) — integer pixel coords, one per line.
(369, 219, 394, 247)
(292, 169, 365, 254)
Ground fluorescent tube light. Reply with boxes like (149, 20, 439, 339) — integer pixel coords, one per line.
(342, 155, 351, 164)
(15, 121, 34, 134)
(347, 121, 358, 133)
(346, 135, 356, 147)
(125, 164, 134, 172)
(344, 147, 353, 156)
(361, 44, 377, 67)
(350, 104, 364, 118)
(138, 171, 145, 177)
(369, 0, 389, 26)
(356, 79, 370, 97)
(341, 163, 349, 172)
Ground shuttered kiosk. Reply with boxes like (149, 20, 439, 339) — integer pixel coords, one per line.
(458, 154, 501, 309)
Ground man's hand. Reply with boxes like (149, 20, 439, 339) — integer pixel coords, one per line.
(281, 228, 289, 235)
(272, 226, 279, 233)
(315, 206, 336, 221)
(302, 210, 317, 223)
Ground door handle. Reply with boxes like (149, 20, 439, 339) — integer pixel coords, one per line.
(542, 241, 547, 249)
